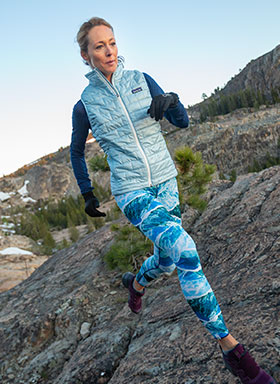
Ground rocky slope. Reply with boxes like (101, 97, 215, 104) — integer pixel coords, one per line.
(0, 235, 48, 292)
(222, 44, 280, 99)
(0, 166, 279, 384)
(0, 197, 117, 293)
(0, 142, 106, 210)
(0, 142, 111, 292)
(188, 43, 280, 119)
(165, 104, 280, 177)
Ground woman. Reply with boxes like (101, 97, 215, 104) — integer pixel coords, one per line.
(70, 17, 276, 384)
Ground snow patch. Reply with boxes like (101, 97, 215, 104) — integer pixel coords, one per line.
(17, 180, 36, 203)
(22, 197, 36, 203)
(0, 192, 11, 202)
(1, 229, 16, 234)
(0, 247, 33, 256)
(0, 223, 14, 229)
(18, 180, 30, 197)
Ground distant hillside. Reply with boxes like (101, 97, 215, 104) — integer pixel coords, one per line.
(189, 44, 280, 121)
(222, 44, 280, 98)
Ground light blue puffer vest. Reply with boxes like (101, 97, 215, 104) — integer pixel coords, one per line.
(81, 63, 178, 196)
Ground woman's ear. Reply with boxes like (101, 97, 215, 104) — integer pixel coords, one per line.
(81, 50, 89, 63)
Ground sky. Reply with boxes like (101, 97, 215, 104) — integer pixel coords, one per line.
(0, 0, 279, 177)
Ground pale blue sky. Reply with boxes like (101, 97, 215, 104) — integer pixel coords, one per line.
(0, 0, 279, 176)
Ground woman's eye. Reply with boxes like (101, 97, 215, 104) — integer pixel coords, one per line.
(111, 42, 116, 46)
(95, 45, 102, 50)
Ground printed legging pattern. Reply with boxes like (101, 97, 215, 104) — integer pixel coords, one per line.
(115, 177, 229, 339)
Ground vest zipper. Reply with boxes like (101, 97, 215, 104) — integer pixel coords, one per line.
(116, 94, 152, 187)
(95, 69, 152, 186)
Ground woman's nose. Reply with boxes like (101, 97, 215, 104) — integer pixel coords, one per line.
(105, 45, 113, 56)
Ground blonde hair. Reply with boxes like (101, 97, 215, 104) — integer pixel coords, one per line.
(76, 17, 114, 57)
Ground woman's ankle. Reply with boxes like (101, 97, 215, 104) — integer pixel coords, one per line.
(218, 334, 239, 352)
(133, 278, 144, 292)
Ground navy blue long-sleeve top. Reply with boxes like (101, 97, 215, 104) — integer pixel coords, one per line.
(70, 73, 189, 194)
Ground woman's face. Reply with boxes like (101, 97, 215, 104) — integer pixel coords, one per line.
(82, 25, 118, 82)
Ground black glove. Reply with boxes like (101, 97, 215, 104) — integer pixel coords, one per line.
(82, 191, 106, 217)
(148, 92, 179, 121)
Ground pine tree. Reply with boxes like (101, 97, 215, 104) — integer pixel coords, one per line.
(240, 90, 249, 108)
(69, 225, 79, 243)
(245, 89, 254, 107)
(200, 106, 208, 122)
(42, 231, 56, 255)
(174, 146, 216, 212)
(208, 99, 218, 117)
(220, 95, 230, 114)
(228, 95, 237, 112)
(62, 238, 69, 248)
(271, 88, 280, 103)
(253, 99, 259, 110)
(256, 90, 265, 106)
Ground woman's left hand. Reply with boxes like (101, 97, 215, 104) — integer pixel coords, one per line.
(148, 92, 179, 121)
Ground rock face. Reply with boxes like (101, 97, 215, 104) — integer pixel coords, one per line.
(189, 44, 280, 119)
(0, 141, 109, 214)
(0, 197, 117, 293)
(0, 252, 48, 293)
(222, 44, 280, 98)
(25, 163, 77, 201)
(0, 166, 279, 384)
(165, 104, 280, 176)
(0, 235, 48, 293)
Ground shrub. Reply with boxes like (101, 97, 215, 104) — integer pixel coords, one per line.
(230, 169, 237, 182)
(219, 172, 226, 180)
(105, 203, 121, 222)
(86, 217, 95, 233)
(69, 225, 79, 243)
(42, 231, 56, 255)
(57, 238, 70, 250)
(91, 179, 111, 203)
(174, 146, 216, 212)
(104, 224, 153, 272)
(248, 154, 280, 173)
(89, 154, 110, 172)
(91, 217, 106, 230)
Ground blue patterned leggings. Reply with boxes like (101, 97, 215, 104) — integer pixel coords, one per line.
(115, 177, 229, 339)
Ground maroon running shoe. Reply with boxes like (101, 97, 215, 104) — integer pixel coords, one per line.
(221, 344, 276, 384)
(122, 272, 145, 314)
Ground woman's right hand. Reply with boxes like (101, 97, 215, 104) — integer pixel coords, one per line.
(82, 191, 106, 217)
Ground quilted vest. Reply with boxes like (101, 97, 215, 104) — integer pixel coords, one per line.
(81, 63, 177, 196)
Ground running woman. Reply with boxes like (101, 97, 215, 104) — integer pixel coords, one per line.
(70, 17, 276, 384)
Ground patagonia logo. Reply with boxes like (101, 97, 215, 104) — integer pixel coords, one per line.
(131, 87, 143, 94)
